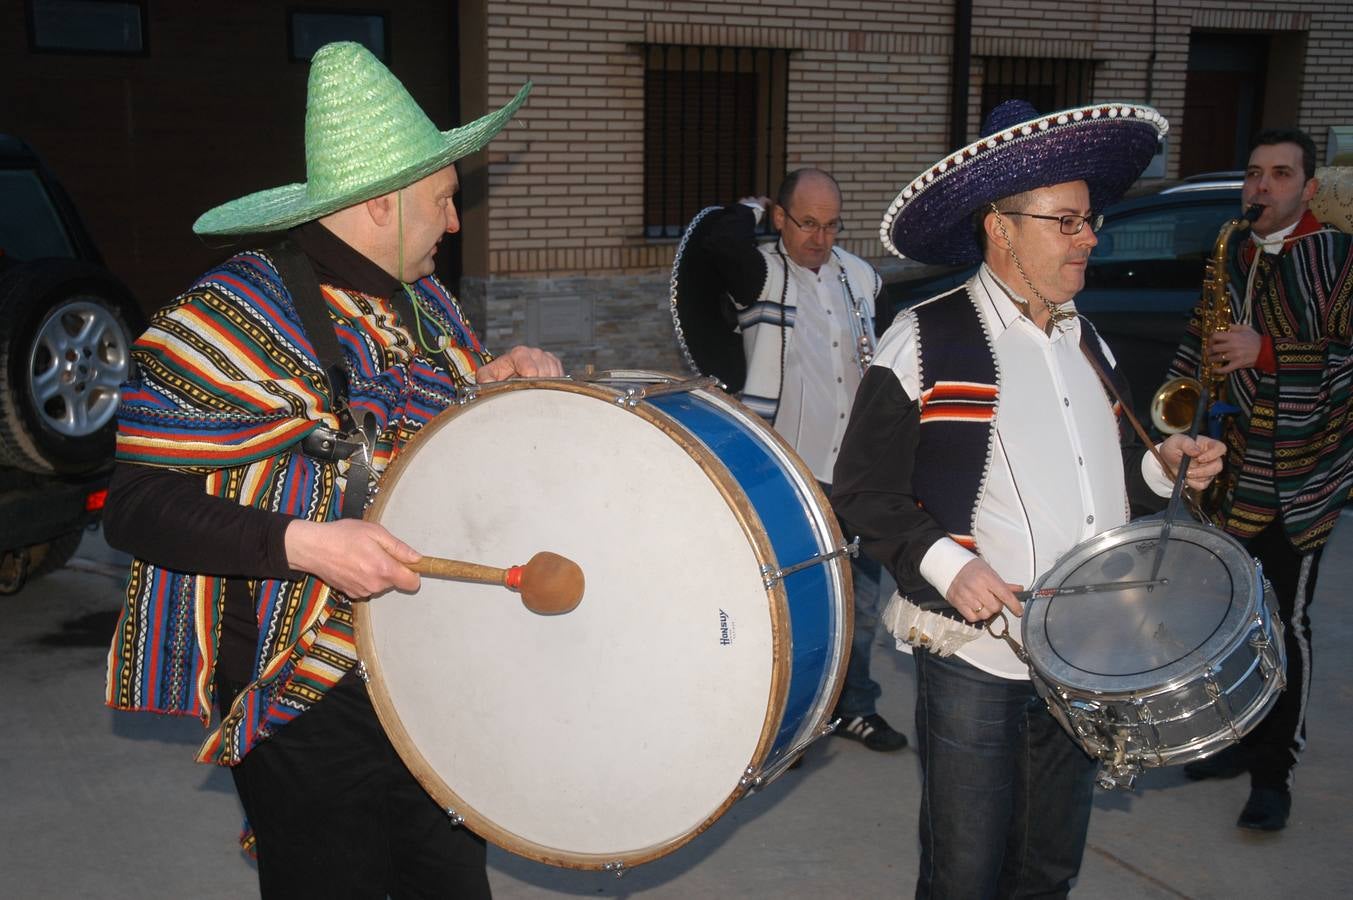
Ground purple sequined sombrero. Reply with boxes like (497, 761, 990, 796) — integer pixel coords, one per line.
(881, 100, 1168, 265)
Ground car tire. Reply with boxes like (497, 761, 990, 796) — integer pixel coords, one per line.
(0, 529, 83, 595)
(28, 528, 85, 579)
(0, 261, 143, 475)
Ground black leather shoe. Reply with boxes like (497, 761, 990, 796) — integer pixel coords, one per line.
(1238, 787, 1291, 831)
(1183, 745, 1250, 781)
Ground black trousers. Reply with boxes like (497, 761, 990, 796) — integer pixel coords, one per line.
(1243, 520, 1322, 790)
(218, 671, 490, 899)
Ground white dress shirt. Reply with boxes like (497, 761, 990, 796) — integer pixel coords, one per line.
(772, 248, 866, 482)
(880, 265, 1174, 677)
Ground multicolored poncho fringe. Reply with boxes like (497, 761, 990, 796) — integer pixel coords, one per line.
(104, 248, 489, 767)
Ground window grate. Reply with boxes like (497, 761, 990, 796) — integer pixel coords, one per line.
(643, 45, 789, 239)
(980, 56, 1096, 123)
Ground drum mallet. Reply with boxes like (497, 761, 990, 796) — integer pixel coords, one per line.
(409, 551, 585, 615)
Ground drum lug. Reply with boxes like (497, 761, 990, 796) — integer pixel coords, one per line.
(602, 860, 628, 878)
(1095, 761, 1140, 791)
(1131, 696, 1156, 726)
(1250, 628, 1274, 677)
(1066, 701, 1098, 739)
(444, 807, 464, 826)
(1248, 620, 1271, 651)
(613, 375, 719, 408)
(761, 538, 860, 588)
(1131, 697, 1168, 768)
(1203, 667, 1224, 700)
(1249, 618, 1286, 688)
(1203, 666, 1243, 740)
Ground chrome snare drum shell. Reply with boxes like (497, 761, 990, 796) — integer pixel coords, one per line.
(1020, 519, 1286, 787)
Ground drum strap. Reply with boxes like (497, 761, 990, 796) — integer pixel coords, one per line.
(271, 239, 375, 520)
(1076, 332, 1203, 519)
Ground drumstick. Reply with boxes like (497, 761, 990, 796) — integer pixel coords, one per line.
(1014, 578, 1168, 603)
(409, 551, 585, 615)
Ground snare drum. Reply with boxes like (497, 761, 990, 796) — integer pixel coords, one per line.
(354, 372, 851, 870)
(1021, 517, 1285, 788)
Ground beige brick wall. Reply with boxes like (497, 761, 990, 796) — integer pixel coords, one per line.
(473, 0, 1351, 368)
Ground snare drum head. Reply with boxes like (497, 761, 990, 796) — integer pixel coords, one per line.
(1022, 519, 1261, 695)
(355, 381, 791, 868)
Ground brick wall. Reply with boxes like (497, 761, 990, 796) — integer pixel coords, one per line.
(4, 0, 1346, 362)
(475, 0, 1352, 370)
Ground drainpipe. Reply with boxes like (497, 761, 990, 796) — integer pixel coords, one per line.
(1146, 0, 1157, 103)
(950, 0, 974, 148)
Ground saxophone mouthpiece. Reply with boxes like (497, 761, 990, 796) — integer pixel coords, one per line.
(1241, 204, 1265, 227)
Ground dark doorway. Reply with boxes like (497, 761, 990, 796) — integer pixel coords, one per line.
(1181, 32, 1268, 176)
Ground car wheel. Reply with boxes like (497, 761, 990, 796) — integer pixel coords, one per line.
(0, 262, 143, 474)
(27, 528, 85, 580)
(0, 529, 82, 595)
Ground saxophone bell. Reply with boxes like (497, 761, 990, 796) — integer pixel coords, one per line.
(1151, 376, 1203, 435)
(1150, 204, 1258, 441)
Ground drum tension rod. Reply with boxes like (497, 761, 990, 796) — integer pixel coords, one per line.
(614, 375, 720, 407)
(761, 539, 859, 588)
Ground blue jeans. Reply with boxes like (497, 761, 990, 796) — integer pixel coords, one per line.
(822, 480, 889, 719)
(913, 651, 1097, 900)
(835, 550, 888, 717)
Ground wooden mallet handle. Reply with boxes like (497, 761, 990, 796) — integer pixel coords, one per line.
(409, 551, 584, 615)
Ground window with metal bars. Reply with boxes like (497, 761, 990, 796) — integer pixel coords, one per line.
(980, 57, 1096, 123)
(643, 45, 789, 239)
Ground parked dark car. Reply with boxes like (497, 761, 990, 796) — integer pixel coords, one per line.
(0, 134, 144, 591)
(880, 181, 1244, 424)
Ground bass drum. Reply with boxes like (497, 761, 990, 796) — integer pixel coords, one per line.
(1021, 517, 1286, 787)
(355, 372, 850, 870)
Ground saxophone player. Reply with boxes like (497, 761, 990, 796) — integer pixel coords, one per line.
(1167, 128, 1353, 831)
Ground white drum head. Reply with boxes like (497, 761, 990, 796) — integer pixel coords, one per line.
(356, 382, 788, 868)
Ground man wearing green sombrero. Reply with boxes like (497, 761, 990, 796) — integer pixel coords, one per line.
(102, 42, 557, 896)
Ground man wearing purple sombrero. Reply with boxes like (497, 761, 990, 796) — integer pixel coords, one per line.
(831, 101, 1225, 897)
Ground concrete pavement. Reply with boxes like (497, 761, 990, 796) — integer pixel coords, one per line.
(3, 517, 1351, 898)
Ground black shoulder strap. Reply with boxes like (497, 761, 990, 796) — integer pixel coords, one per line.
(270, 238, 377, 519)
(270, 239, 356, 433)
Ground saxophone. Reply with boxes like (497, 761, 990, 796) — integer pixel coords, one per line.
(1150, 203, 1265, 434)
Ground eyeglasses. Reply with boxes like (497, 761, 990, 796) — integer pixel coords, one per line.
(783, 210, 845, 236)
(996, 210, 1104, 235)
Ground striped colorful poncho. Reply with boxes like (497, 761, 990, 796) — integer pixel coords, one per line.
(104, 248, 490, 766)
(1170, 212, 1353, 551)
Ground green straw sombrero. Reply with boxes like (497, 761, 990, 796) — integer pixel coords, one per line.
(194, 41, 531, 236)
